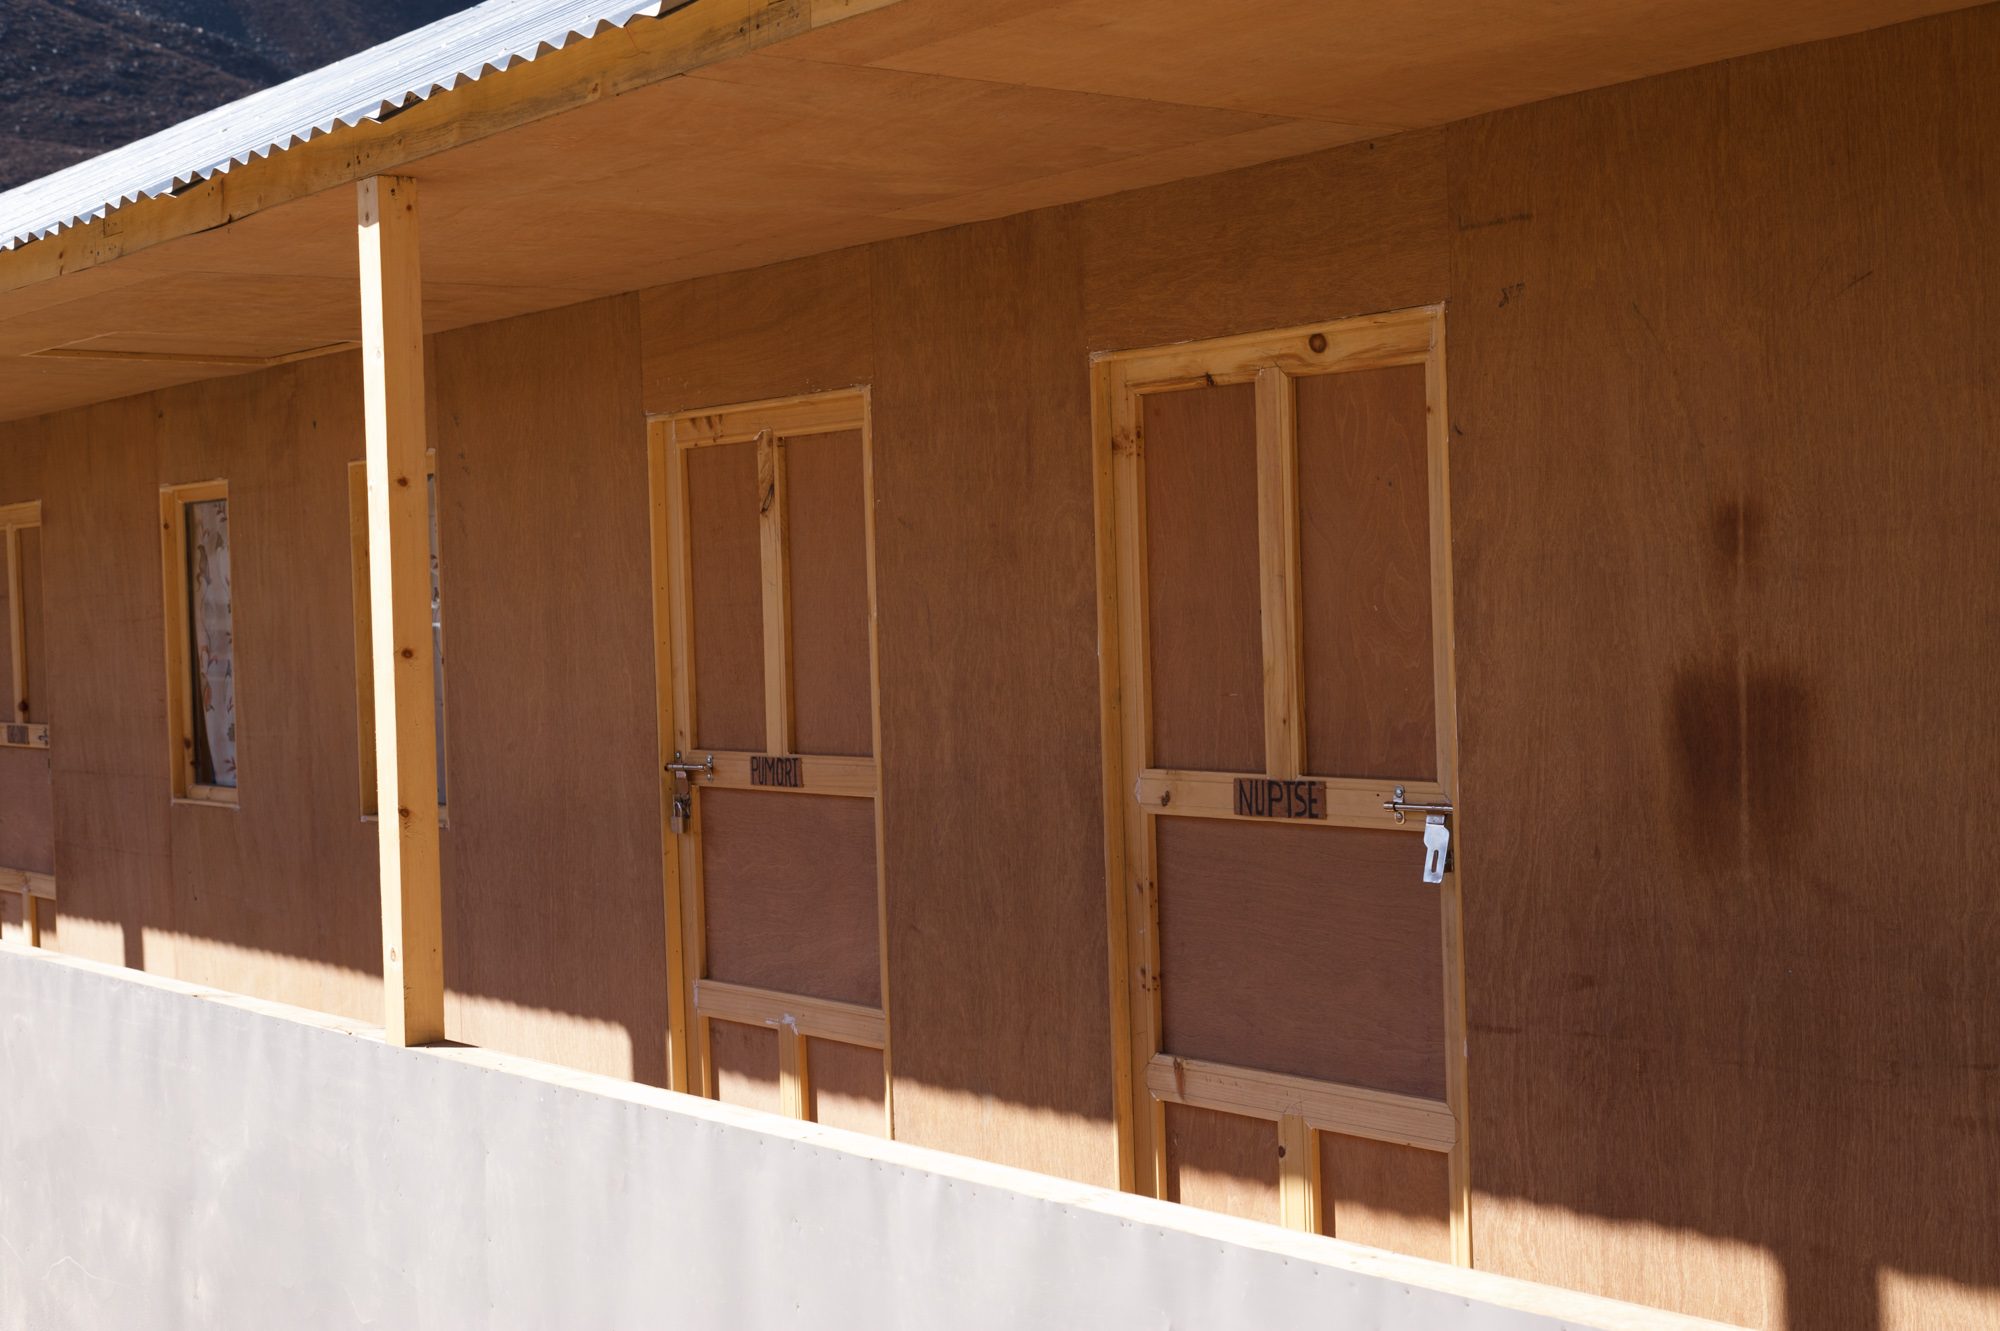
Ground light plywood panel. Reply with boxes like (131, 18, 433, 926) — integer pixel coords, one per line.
(1163, 1102, 1280, 1226)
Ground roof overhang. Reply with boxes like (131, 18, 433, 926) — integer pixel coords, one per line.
(0, 0, 1974, 423)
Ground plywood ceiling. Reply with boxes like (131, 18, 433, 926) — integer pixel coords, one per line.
(0, 0, 1973, 423)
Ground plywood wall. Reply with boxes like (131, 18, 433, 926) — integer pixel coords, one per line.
(1, 7, 1993, 1326)
(1443, 7, 2000, 1327)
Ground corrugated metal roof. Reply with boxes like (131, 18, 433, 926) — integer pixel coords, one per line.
(0, 0, 696, 251)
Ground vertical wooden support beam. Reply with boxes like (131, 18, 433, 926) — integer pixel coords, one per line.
(756, 429, 794, 754)
(1277, 1113, 1319, 1233)
(778, 1026, 811, 1120)
(1255, 366, 1304, 779)
(358, 174, 444, 1047)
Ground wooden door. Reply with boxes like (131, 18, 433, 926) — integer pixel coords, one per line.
(0, 501, 54, 946)
(648, 389, 891, 1136)
(1095, 308, 1469, 1261)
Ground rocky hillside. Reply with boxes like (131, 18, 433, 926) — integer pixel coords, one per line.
(0, 0, 461, 191)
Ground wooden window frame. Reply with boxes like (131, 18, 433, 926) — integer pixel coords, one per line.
(0, 501, 47, 749)
(159, 480, 239, 806)
(1091, 306, 1471, 1260)
(347, 455, 448, 823)
(646, 387, 892, 1131)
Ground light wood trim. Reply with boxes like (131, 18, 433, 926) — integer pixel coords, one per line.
(159, 479, 234, 806)
(0, 0, 892, 298)
(670, 390, 865, 445)
(1098, 308, 1436, 392)
(1107, 359, 1167, 1197)
(30, 340, 358, 369)
(1254, 366, 1303, 778)
(1135, 768, 1440, 830)
(1091, 344, 1138, 1192)
(347, 457, 445, 821)
(1426, 318, 1474, 1267)
(1278, 1112, 1319, 1233)
(757, 429, 795, 753)
(0, 867, 56, 900)
(0, 723, 50, 749)
(647, 421, 693, 1094)
(358, 174, 443, 1048)
(1146, 1054, 1457, 1154)
(684, 750, 876, 797)
(695, 979, 887, 1049)
(779, 1026, 811, 1119)
(858, 387, 896, 1132)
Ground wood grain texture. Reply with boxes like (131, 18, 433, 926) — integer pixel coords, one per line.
(868, 209, 1116, 1187)
(785, 428, 873, 757)
(1446, 8, 2000, 1325)
(701, 787, 881, 1006)
(1082, 130, 1450, 353)
(639, 247, 873, 415)
(16, 526, 44, 722)
(1140, 383, 1264, 775)
(1156, 817, 1444, 1099)
(686, 440, 767, 753)
(431, 296, 668, 1083)
(1163, 1101, 1280, 1225)
(711, 1018, 784, 1116)
(808, 1037, 889, 1137)
(0, 749, 54, 875)
(1322, 1132, 1452, 1262)
(1295, 366, 1435, 780)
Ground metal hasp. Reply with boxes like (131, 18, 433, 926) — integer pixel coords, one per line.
(666, 751, 714, 835)
(1384, 786, 1455, 881)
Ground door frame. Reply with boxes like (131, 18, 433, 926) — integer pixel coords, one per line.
(1089, 306, 1470, 1261)
(645, 386, 892, 1130)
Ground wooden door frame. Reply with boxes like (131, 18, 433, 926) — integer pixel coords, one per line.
(1090, 306, 1471, 1262)
(645, 387, 892, 1131)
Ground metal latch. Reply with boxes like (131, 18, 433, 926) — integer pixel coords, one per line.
(666, 751, 714, 834)
(1383, 786, 1454, 883)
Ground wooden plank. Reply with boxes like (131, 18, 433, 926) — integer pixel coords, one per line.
(684, 749, 876, 797)
(663, 423, 712, 1093)
(1136, 768, 1439, 830)
(1277, 1111, 1318, 1232)
(0, 723, 49, 750)
(673, 390, 865, 444)
(346, 461, 377, 816)
(357, 174, 443, 1048)
(647, 421, 693, 1093)
(0, 867, 56, 900)
(756, 429, 795, 753)
(858, 391, 896, 1138)
(1106, 310, 1436, 391)
(778, 1025, 810, 1119)
(695, 978, 887, 1048)
(1147, 1054, 1456, 1154)
(1254, 366, 1303, 779)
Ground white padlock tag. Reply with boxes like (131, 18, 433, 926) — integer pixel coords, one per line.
(1422, 815, 1450, 884)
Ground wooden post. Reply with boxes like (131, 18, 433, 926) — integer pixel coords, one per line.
(358, 174, 444, 1046)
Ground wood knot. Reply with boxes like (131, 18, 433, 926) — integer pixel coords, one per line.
(400, 647, 415, 659)
(1308, 333, 1327, 353)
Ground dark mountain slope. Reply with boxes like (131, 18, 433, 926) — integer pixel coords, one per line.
(0, 0, 461, 190)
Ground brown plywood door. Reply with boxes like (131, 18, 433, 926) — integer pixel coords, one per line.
(0, 503, 55, 944)
(1097, 309, 1468, 1262)
(650, 390, 890, 1133)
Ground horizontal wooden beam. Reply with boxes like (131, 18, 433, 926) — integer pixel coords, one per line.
(28, 341, 358, 369)
(691, 749, 877, 798)
(669, 389, 868, 445)
(1134, 768, 1441, 830)
(695, 978, 886, 1049)
(0, 723, 48, 749)
(0, 867, 56, 900)
(1146, 1053, 1456, 1153)
(0, 0, 895, 299)
(1096, 306, 1438, 394)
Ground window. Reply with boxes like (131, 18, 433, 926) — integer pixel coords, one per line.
(1, 500, 47, 745)
(159, 482, 238, 803)
(347, 458, 447, 818)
